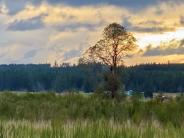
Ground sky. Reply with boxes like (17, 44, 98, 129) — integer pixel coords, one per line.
(0, 0, 184, 65)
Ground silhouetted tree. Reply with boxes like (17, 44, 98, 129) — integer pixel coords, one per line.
(84, 23, 137, 97)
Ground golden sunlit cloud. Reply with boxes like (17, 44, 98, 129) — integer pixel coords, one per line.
(137, 28, 184, 48)
(1, 1, 184, 65)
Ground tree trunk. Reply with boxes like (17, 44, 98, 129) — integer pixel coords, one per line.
(111, 89, 116, 98)
(110, 66, 117, 98)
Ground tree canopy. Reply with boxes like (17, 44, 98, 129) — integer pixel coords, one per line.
(83, 23, 137, 97)
(85, 23, 137, 71)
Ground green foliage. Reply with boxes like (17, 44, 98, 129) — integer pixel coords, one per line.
(0, 92, 183, 127)
(0, 92, 183, 137)
(104, 73, 120, 97)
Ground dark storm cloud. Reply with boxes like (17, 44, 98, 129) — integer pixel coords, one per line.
(2, 0, 184, 15)
(47, 0, 159, 7)
(46, 0, 183, 9)
(7, 16, 44, 31)
(142, 39, 184, 56)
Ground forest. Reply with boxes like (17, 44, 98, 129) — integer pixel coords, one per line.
(0, 63, 183, 97)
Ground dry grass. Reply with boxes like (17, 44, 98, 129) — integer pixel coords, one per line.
(0, 120, 184, 138)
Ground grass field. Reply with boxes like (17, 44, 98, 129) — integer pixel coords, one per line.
(0, 120, 184, 138)
(0, 92, 183, 138)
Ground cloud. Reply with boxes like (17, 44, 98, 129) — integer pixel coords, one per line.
(63, 49, 81, 61)
(180, 16, 184, 25)
(124, 38, 184, 65)
(54, 23, 102, 32)
(10, 2, 184, 33)
(42, 0, 184, 10)
(23, 49, 37, 59)
(131, 26, 175, 33)
(0, 0, 168, 13)
(0, 4, 8, 14)
(7, 16, 44, 31)
(1, 0, 27, 15)
(123, 17, 175, 33)
(1, 0, 184, 16)
(1, 1, 184, 65)
(124, 3, 184, 34)
(0, 44, 27, 62)
(141, 39, 184, 56)
(41, 4, 126, 27)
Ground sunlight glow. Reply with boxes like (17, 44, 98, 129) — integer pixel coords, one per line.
(137, 28, 184, 48)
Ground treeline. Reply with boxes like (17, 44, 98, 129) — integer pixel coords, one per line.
(0, 64, 103, 92)
(0, 63, 184, 96)
(124, 63, 184, 96)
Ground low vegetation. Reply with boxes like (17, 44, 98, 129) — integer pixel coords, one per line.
(0, 120, 184, 138)
(0, 92, 184, 125)
(0, 92, 183, 137)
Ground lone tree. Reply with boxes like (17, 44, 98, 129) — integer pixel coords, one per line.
(84, 23, 137, 97)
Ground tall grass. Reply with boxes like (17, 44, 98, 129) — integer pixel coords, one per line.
(0, 120, 183, 138)
(0, 92, 184, 126)
(0, 92, 184, 137)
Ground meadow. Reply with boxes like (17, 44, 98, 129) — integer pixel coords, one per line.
(0, 120, 184, 138)
(0, 92, 183, 138)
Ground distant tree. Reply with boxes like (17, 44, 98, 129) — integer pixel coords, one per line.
(54, 60, 59, 68)
(84, 23, 137, 98)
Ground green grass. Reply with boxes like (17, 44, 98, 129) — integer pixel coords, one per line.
(0, 120, 184, 138)
(0, 92, 184, 137)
